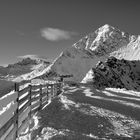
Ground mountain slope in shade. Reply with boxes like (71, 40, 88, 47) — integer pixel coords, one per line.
(83, 57, 140, 91)
(42, 24, 140, 82)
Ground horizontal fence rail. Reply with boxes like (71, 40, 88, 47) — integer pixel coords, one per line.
(0, 81, 63, 140)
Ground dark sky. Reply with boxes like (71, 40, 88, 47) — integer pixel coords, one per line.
(0, 0, 140, 65)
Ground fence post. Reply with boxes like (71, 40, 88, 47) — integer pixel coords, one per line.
(46, 84, 49, 101)
(54, 84, 56, 96)
(61, 82, 63, 93)
(56, 83, 58, 95)
(53, 84, 55, 97)
(28, 84, 32, 140)
(51, 85, 53, 99)
(15, 83, 19, 140)
(39, 84, 42, 110)
(29, 84, 32, 124)
(57, 83, 60, 95)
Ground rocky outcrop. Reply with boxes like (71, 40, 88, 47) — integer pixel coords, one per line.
(92, 57, 140, 91)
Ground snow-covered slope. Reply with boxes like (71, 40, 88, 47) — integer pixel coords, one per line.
(12, 58, 51, 82)
(13, 63, 51, 82)
(42, 24, 140, 82)
(0, 56, 50, 82)
(0, 57, 38, 80)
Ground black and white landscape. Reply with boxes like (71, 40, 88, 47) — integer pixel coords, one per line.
(0, 0, 140, 140)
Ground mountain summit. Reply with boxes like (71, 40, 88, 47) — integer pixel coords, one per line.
(73, 24, 130, 53)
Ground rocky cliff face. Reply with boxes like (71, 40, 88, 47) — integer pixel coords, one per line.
(91, 57, 140, 91)
(43, 24, 140, 82)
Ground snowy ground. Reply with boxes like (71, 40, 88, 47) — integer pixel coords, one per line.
(20, 85, 140, 140)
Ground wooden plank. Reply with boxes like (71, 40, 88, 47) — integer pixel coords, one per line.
(32, 90, 46, 102)
(18, 100, 30, 116)
(31, 100, 40, 110)
(42, 92, 48, 99)
(31, 107, 39, 115)
(0, 113, 17, 138)
(31, 94, 40, 102)
(18, 107, 30, 127)
(31, 96, 40, 102)
(42, 93, 48, 98)
(42, 97, 47, 103)
(0, 124, 14, 140)
(31, 90, 40, 97)
(41, 94, 47, 102)
(19, 86, 30, 98)
(0, 103, 17, 130)
(42, 101, 49, 109)
(42, 97, 48, 104)
(19, 99, 28, 110)
(0, 92, 17, 110)
(31, 85, 40, 91)
(18, 93, 30, 106)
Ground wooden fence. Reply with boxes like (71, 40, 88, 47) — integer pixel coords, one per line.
(0, 81, 63, 140)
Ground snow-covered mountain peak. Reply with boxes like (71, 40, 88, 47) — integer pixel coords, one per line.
(94, 24, 128, 40)
(94, 24, 127, 37)
(73, 24, 131, 56)
(96, 24, 114, 33)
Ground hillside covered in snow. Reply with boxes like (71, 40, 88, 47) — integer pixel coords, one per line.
(0, 56, 50, 81)
(0, 57, 51, 82)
